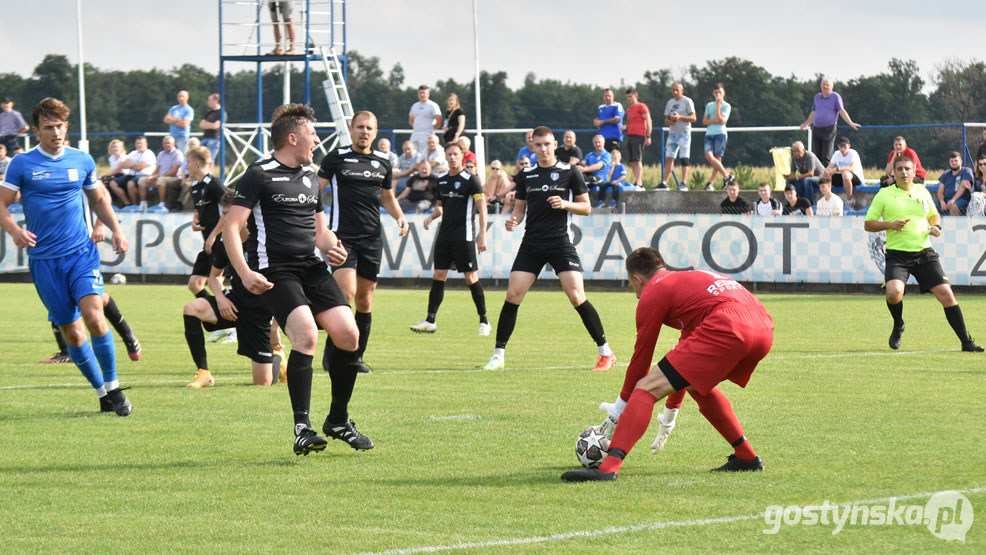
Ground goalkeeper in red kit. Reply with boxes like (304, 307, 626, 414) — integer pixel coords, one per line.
(562, 247, 774, 482)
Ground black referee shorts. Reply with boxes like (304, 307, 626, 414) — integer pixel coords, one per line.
(260, 257, 350, 329)
(511, 240, 583, 276)
(332, 234, 383, 282)
(191, 250, 213, 278)
(203, 288, 273, 364)
(434, 238, 478, 273)
(885, 248, 949, 293)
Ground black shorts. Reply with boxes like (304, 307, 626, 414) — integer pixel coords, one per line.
(885, 248, 948, 293)
(604, 138, 622, 154)
(511, 241, 583, 275)
(332, 235, 382, 282)
(626, 135, 646, 162)
(191, 250, 213, 277)
(203, 288, 273, 363)
(434, 238, 478, 272)
(831, 173, 862, 188)
(260, 257, 349, 329)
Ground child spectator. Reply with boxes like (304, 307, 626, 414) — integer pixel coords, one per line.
(596, 149, 626, 208)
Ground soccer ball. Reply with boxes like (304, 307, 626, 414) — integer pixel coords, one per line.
(575, 425, 609, 468)
(110, 273, 127, 285)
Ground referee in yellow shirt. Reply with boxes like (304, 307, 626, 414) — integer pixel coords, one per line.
(864, 155, 983, 352)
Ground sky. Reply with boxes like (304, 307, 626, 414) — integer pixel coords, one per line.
(1, 0, 982, 93)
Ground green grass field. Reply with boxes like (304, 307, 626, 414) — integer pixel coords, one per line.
(1, 283, 983, 553)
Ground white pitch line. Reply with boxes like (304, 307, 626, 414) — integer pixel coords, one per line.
(356, 486, 986, 555)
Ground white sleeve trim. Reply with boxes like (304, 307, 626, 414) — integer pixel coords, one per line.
(0, 181, 19, 192)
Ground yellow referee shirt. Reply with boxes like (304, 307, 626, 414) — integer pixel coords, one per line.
(864, 184, 936, 252)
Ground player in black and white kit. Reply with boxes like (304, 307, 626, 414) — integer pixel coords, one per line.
(318, 111, 408, 374)
(482, 126, 617, 372)
(182, 190, 283, 388)
(186, 146, 229, 298)
(224, 104, 372, 456)
(410, 140, 489, 334)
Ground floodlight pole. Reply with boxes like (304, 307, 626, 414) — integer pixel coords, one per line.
(472, 0, 485, 174)
(75, 0, 89, 153)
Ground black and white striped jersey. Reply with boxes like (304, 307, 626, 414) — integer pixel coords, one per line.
(232, 157, 322, 270)
(317, 146, 393, 240)
(435, 170, 483, 242)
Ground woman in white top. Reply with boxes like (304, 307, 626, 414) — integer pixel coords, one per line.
(825, 136, 864, 200)
(100, 139, 129, 185)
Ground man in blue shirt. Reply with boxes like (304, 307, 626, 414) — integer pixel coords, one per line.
(516, 129, 537, 166)
(580, 134, 612, 187)
(594, 88, 625, 153)
(164, 90, 194, 152)
(0, 97, 133, 415)
(937, 151, 975, 216)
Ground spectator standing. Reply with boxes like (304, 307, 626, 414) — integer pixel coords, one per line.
(394, 140, 422, 194)
(442, 93, 466, 145)
(781, 184, 814, 215)
(702, 83, 733, 191)
(516, 129, 537, 166)
(783, 141, 826, 201)
(594, 88, 625, 153)
(624, 87, 652, 190)
(580, 134, 612, 189)
(754, 182, 781, 215)
(409, 85, 442, 157)
(881, 136, 927, 187)
(199, 93, 224, 160)
(555, 130, 583, 165)
(136, 135, 184, 212)
(164, 90, 194, 153)
(0, 98, 29, 152)
(799, 78, 860, 166)
(397, 161, 437, 213)
(268, 1, 296, 55)
(597, 149, 626, 209)
(424, 134, 448, 173)
(659, 83, 695, 191)
(825, 136, 864, 200)
(719, 178, 751, 215)
(814, 175, 844, 216)
(937, 151, 974, 216)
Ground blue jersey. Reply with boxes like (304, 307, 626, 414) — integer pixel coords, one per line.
(583, 149, 611, 180)
(597, 102, 625, 141)
(168, 104, 194, 138)
(1, 146, 99, 259)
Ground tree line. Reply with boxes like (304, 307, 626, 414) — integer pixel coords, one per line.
(2, 53, 984, 171)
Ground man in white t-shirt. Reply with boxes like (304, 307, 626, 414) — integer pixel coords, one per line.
(825, 136, 864, 200)
(814, 175, 844, 216)
(408, 85, 441, 159)
(754, 182, 781, 216)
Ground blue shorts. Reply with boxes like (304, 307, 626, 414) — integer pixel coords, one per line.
(664, 132, 691, 160)
(704, 133, 728, 157)
(30, 241, 105, 326)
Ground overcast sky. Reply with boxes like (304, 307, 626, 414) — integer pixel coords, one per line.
(1, 0, 982, 93)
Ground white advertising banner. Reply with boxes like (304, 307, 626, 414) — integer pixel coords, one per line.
(2, 213, 986, 285)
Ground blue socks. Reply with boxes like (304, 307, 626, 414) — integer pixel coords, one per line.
(67, 341, 104, 390)
(90, 330, 118, 386)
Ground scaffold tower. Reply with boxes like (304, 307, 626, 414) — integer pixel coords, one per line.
(218, 0, 352, 183)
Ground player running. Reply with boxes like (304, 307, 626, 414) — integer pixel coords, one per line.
(864, 155, 983, 353)
(563, 247, 773, 482)
(410, 140, 490, 335)
(0, 97, 132, 415)
(318, 111, 408, 374)
(182, 191, 286, 388)
(225, 103, 372, 455)
(481, 126, 616, 372)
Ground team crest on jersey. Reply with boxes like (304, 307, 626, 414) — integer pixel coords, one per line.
(302, 175, 312, 188)
(370, 160, 381, 169)
(454, 182, 460, 189)
(67, 168, 79, 182)
(550, 172, 559, 181)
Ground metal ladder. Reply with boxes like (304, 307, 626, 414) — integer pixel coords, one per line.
(318, 45, 353, 148)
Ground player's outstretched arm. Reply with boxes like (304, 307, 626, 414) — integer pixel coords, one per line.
(0, 187, 36, 248)
(380, 187, 409, 236)
(85, 185, 127, 254)
(224, 205, 273, 294)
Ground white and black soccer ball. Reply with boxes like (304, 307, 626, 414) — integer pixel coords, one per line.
(575, 425, 609, 468)
(109, 273, 127, 285)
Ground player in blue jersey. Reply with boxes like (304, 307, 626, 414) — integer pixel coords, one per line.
(0, 98, 133, 416)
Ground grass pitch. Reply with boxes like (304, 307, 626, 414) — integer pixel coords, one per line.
(0, 283, 983, 553)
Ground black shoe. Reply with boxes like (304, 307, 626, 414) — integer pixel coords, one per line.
(99, 395, 113, 413)
(356, 359, 373, 374)
(889, 323, 905, 350)
(293, 426, 328, 456)
(561, 467, 617, 482)
(124, 334, 141, 362)
(104, 387, 132, 416)
(41, 352, 72, 363)
(710, 454, 763, 472)
(961, 337, 984, 352)
(322, 418, 374, 450)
